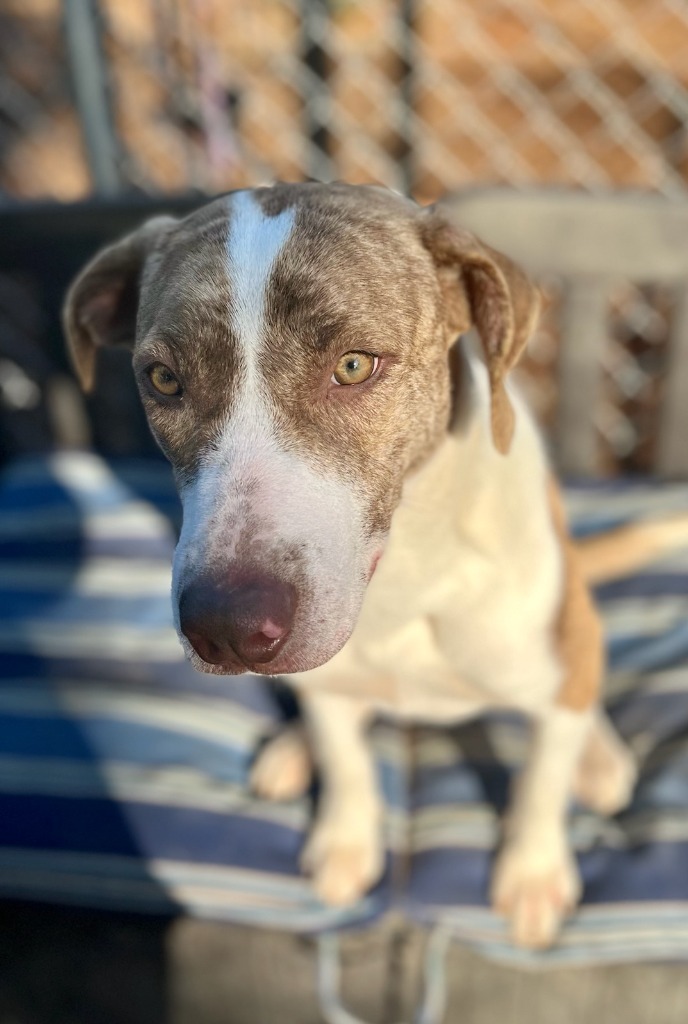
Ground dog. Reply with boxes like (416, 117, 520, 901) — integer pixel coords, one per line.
(63, 182, 688, 948)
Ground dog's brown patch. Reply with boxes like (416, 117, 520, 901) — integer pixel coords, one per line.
(420, 214, 541, 454)
(548, 478, 604, 711)
(132, 200, 239, 480)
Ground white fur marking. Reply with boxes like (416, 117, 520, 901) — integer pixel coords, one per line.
(225, 191, 295, 379)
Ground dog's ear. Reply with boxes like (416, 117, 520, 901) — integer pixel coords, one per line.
(420, 210, 540, 455)
(62, 216, 176, 391)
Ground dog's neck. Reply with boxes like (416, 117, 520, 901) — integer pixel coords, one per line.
(395, 348, 544, 561)
(401, 347, 494, 506)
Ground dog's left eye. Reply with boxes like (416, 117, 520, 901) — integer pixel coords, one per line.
(332, 352, 378, 386)
(148, 363, 182, 397)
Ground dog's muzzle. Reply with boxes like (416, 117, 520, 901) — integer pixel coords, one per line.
(179, 573, 297, 668)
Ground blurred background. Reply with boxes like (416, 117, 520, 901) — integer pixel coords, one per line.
(5, 0, 688, 202)
(3, 3, 688, 1023)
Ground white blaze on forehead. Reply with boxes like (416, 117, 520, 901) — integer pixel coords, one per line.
(225, 190, 296, 374)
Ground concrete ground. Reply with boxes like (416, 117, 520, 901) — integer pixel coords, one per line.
(1, 903, 687, 1024)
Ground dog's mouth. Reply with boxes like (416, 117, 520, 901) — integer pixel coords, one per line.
(368, 550, 384, 581)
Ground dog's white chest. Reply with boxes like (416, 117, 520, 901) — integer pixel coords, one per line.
(292, 527, 563, 723)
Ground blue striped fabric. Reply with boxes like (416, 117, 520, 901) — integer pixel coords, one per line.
(1, 452, 688, 965)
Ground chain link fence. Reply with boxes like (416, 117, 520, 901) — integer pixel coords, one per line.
(3, 0, 688, 203)
(2, 0, 688, 472)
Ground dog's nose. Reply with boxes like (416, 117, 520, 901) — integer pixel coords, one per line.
(179, 575, 297, 666)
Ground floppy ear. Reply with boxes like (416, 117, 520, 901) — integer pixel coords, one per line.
(420, 210, 540, 455)
(62, 216, 176, 391)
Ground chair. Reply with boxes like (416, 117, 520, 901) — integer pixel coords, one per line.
(442, 187, 688, 479)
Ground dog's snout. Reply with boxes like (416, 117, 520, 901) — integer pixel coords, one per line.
(179, 575, 297, 667)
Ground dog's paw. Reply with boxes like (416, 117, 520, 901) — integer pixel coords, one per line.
(574, 740, 637, 816)
(490, 842, 581, 950)
(301, 814, 384, 907)
(250, 727, 313, 802)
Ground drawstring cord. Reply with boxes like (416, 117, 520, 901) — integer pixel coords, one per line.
(317, 925, 452, 1024)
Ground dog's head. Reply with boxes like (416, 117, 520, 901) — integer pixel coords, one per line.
(63, 183, 538, 675)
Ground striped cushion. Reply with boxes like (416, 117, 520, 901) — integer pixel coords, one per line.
(1, 452, 688, 965)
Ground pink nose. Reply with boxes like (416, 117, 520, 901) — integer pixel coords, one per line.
(179, 575, 297, 667)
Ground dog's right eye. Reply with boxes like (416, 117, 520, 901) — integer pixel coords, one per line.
(148, 364, 182, 397)
(332, 352, 378, 386)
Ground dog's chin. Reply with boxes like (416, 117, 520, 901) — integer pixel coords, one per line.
(178, 624, 355, 678)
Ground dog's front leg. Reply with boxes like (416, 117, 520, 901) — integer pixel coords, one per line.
(299, 691, 384, 907)
(491, 705, 592, 949)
